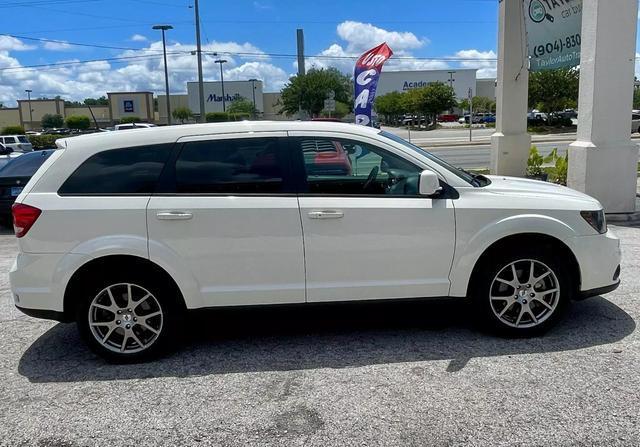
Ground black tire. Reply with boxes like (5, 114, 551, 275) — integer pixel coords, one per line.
(471, 246, 572, 336)
(75, 270, 184, 363)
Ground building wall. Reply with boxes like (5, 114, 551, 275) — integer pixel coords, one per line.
(107, 92, 154, 123)
(157, 94, 190, 124)
(187, 81, 264, 115)
(476, 78, 497, 100)
(263, 92, 287, 120)
(377, 69, 477, 99)
(17, 99, 65, 130)
(0, 108, 20, 129)
(64, 106, 111, 124)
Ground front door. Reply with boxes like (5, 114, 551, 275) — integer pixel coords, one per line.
(290, 132, 456, 302)
(147, 133, 305, 308)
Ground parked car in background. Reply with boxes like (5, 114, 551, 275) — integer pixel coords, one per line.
(43, 128, 72, 136)
(0, 149, 53, 224)
(0, 135, 33, 152)
(0, 144, 22, 171)
(631, 113, 640, 134)
(114, 123, 157, 131)
(438, 114, 459, 123)
(9, 122, 620, 362)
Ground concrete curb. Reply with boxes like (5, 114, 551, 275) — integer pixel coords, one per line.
(606, 195, 640, 226)
(413, 135, 640, 149)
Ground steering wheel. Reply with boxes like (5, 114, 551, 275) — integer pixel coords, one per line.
(363, 166, 379, 191)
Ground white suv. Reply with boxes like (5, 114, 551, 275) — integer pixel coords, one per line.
(1, 135, 33, 152)
(10, 121, 621, 361)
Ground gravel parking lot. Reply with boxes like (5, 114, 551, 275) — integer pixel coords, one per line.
(1, 224, 639, 446)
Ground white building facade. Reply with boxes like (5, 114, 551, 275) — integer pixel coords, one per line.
(187, 80, 264, 115)
(377, 69, 478, 99)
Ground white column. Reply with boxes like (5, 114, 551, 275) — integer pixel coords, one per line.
(568, 0, 639, 213)
(490, 0, 531, 176)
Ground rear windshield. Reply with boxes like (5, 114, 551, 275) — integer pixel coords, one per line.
(0, 150, 52, 177)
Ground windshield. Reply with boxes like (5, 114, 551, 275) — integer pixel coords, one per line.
(378, 130, 477, 185)
(0, 150, 52, 177)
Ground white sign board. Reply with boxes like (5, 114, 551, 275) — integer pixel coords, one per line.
(524, 0, 583, 71)
(323, 99, 336, 112)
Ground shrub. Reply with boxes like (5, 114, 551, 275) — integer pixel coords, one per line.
(28, 135, 59, 150)
(119, 116, 141, 124)
(65, 115, 91, 130)
(41, 114, 64, 129)
(205, 112, 230, 122)
(172, 107, 193, 123)
(1, 125, 25, 135)
(228, 112, 251, 121)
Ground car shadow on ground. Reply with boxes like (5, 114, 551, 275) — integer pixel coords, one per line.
(18, 296, 635, 383)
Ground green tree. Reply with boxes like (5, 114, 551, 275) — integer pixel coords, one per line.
(227, 98, 257, 116)
(459, 96, 496, 113)
(374, 92, 405, 124)
(172, 107, 194, 124)
(41, 113, 64, 129)
(84, 96, 109, 106)
(1, 125, 25, 135)
(410, 82, 457, 129)
(633, 88, 640, 110)
(279, 67, 352, 117)
(119, 116, 141, 124)
(65, 115, 91, 130)
(529, 68, 579, 113)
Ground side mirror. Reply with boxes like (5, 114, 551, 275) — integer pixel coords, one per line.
(419, 170, 442, 196)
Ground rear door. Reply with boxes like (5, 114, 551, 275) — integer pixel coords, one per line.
(147, 132, 306, 308)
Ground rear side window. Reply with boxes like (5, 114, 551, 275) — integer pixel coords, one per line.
(59, 144, 172, 195)
(173, 137, 287, 194)
(18, 136, 29, 144)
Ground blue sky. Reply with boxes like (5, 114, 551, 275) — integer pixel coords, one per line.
(0, 0, 636, 105)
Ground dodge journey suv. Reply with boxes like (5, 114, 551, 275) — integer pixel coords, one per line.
(10, 121, 621, 361)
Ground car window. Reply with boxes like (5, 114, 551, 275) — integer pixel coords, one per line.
(173, 137, 287, 194)
(4, 137, 16, 144)
(58, 144, 172, 195)
(0, 151, 52, 177)
(18, 136, 29, 144)
(293, 137, 422, 196)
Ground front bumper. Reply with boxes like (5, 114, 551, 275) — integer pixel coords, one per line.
(570, 229, 621, 294)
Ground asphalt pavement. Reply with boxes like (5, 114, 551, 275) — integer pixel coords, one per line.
(1, 223, 640, 446)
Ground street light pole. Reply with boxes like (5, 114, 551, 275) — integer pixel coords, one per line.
(193, 0, 205, 123)
(153, 24, 173, 125)
(25, 89, 33, 129)
(249, 78, 258, 119)
(215, 59, 227, 112)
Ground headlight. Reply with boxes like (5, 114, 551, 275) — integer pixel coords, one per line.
(581, 210, 607, 234)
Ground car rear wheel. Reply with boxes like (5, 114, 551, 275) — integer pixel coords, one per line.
(76, 275, 182, 362)
(473, 248, 571, 335)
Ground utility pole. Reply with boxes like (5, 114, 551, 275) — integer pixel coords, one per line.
(25, 89, 33, 129)
(447, 71, 456, 89)
(215, 59, 227, 112)
(193, 0, 205, 122)
(153, 24, 173, 125)
(468, 87, 473, 142)
(249, 78, 258, 119)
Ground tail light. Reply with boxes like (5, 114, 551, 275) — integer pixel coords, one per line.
(12, 203, 41, 238)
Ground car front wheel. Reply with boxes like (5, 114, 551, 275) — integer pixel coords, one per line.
(474, 248, 571, 335)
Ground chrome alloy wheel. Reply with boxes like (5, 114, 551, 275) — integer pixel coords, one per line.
(88, 283, 164, 354)
(489, 259, 560, 329)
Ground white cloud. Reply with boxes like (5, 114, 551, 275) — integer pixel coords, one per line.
(336, 21, 426, 55)
(130, 34, 148, 42)
(42, 41, 73, 51)
(0, 36, 35, 52)
(0, 38, 290, 106)
(454, 49, 497, 78)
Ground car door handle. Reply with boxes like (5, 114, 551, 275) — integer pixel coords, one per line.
(308, 210, 344, 219)
(156, 211, 193, 221)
